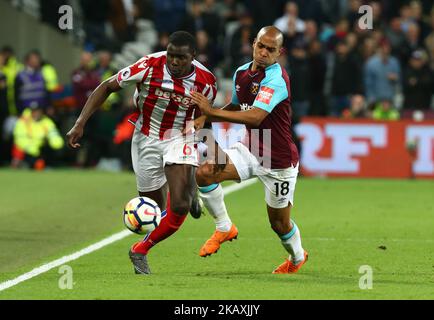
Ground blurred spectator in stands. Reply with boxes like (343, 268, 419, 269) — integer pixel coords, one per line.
(247, 0, 285, 34)
(304, 20, 318, 47)
(0, 54, 9, 165)
(40, 0, 69, 32)
(180, 0, 221, 44)
(15, 50, 50, 116)
(0, 53, 8, 119)
(72, 51, 100, 111)
(179, 1, 204, 38)
(342, 94, 368, 119)
(216, 0, 246, 24)
(274, 1, 306, 34)
(228, 13, 254, 71)
(425, 9, 434, 70)
(196, 30, 220, 71)
(134, 0, 154, 20)
(364, 39, 401, 106)
(345, 32, 360, 59)
(0, 46, 23, 116)
(360, 36, 377, 62)
(289, 41, 311, 119)
(346, 0, 362, 28)
(330, 40, 363, 116)
(112, 103, 136, 170)
(154, 0, 186, 34)
(282, 12, 305, 53)
(327, 18, 350, 51)
(385, 17, 407, 58)
(292, 0, 324, 26)
(403, 49, 433, 110)
(202, 0, 223, 43)
(308, 40, 327, 116)
(96, 51, 121, 111)
(153, 32, 170, 52)
(41, 60, 60, 94)
(321, 0, 347, 24)
(12, 104, 64, 170)
(72, 51, 120, 167)
(80, 0, 111, 51)
(400, 22, 423, 65)
(409, 0, 430, 39)
(372, 99, 400, 121)
(370, 1, 386, 30)
(110, 0, 138, 44)
(400, 4, 416, 34)
(71, 51, 103, 167)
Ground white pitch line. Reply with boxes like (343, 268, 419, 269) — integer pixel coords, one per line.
(0, 179, 259, 293)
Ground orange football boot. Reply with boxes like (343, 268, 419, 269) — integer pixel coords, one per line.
(199, 224, 238, 257)
(272, 251, 309, 274)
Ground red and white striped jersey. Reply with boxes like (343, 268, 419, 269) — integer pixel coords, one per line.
(116, 51, 217, 140)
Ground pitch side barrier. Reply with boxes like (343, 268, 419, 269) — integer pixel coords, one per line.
(294, 117, 434, 179)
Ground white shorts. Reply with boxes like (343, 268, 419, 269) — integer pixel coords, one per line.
(225, 142, 299, 209)
(131, 129, 199, 193)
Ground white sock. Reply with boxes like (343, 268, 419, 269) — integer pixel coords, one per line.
(280, 221, 305, 264)
(199, 184, 232, 232)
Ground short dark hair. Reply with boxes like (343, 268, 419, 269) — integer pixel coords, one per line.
(25, 49, 41, 62)
(1, 46, 14, 54)
(168, 31, 197, 53)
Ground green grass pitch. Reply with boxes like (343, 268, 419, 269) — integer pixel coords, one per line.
(0, 169, 433, 300)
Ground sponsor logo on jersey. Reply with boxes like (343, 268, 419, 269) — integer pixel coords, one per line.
(256, 86, 274, 105)
(155, 87, 194, 106)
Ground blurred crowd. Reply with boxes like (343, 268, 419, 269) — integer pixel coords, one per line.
(1, 0, 434, 170)
(0, 47, 133, 170)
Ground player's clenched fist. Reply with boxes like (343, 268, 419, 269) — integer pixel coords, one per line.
(66, 124, 84, 149)
(191, 92, 212, 115)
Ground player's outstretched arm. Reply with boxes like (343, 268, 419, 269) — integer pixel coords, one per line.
(183, 103, 241, 134)
(191, 92, 268, 127)
(66, 76, 122, 149)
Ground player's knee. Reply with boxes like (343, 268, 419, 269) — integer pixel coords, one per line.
(169, 198, 191, 216)
(195, 165, 216, 187)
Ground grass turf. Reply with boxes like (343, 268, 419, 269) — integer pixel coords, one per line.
(0, 169, 433, 300)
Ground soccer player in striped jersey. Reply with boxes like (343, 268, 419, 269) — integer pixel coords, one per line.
(66, 31, 217, 275)
(191, 26, 308, 274)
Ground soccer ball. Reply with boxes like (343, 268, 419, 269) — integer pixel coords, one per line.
(123, 197, 162, 235)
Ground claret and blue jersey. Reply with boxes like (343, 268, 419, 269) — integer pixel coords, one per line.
(232, 62, 299, 169)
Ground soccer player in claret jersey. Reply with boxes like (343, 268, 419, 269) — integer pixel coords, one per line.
(191, 26, 308, 274)
(66, 31, 217, 275)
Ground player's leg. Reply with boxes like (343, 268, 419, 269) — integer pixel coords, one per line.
(196, 159, 240, 232)
(196, 139, 235, 234)
(129, 130, 171, 274)
(267, 205, 308, 274)
(189, 192, 204, 219)
(130, 131, 201, 266)
(129, 185, 168, 275)
(196, 142, 256, 257)
(196, 161, 240, 257)
(259, 166, 308, 274)
(139, 186, 168, 210)
(131, 164, 195, 256)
